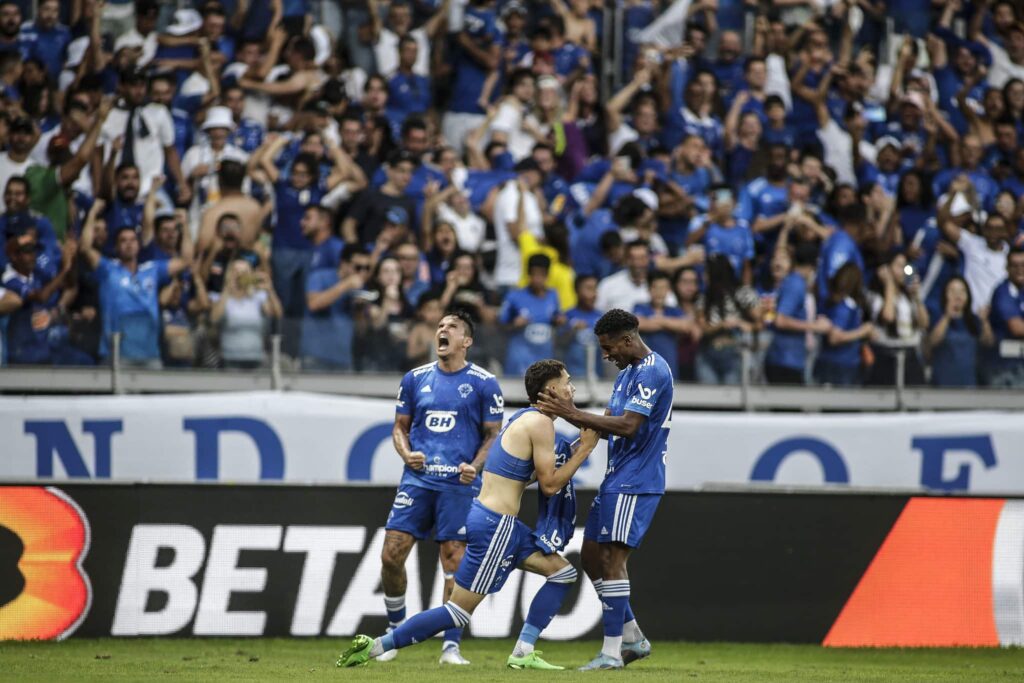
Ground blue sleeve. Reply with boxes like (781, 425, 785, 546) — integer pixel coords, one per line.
(742, 225, 755, 260)
(994, 287, 1022, 324)
(155, 259, 171, 286)
(481, 375, 504, 423)
(499, 291, 517, 324)
(624, 362, 672, 417)
(396, 371, 416, 416)
(1, 275, 27, 298)
(832, 302, 857, 330)
(305, 268, 332, 294)
(737, 185, 754, 222)
(777, 276, 805, 317)
(669, 60, 688, 116)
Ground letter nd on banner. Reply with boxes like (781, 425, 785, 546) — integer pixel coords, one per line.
(0, 392, 1022, 493)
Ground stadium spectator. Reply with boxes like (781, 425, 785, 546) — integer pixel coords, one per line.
(696, 253, 760, 385)
(672, 266, 702, 382)
(926, 276, 993, 387)
(79, 199, 193, 368)
(302, 244, 371, 371)
(765, 242, 830, 385)
(211, 260, 282, 370)
(816, 263, 874, 387)
(867, 251, 930, 386)
(0, 118, 39, 212)
(985, 248, 1024, 387)
(596, 239, 669, 313)
(635, 270, 695, 379)
(561, 274, 602, 379)
(500, 253, 562, 376)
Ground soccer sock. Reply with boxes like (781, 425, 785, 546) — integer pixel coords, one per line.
(623, 618, 644, 643)
(387, 603, 471, 651)
(514, 565, 578, 656)
(383, 594, 406, 629)
(600, 579, 630, 659)
(441, 572, 462, 649)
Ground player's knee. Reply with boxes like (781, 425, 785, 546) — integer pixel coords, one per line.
(439, 542, 465, 568)
(546, 564, 578, 584)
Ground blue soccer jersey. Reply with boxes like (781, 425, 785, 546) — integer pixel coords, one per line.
(603, 352, 674, 495)
(533, 435, 578, 554)
(396, 361, 504, 495)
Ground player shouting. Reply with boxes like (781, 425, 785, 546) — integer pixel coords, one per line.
(379, 309, 503, 665)
(536, 309, 673, 670)
(338, 360, 599, 670)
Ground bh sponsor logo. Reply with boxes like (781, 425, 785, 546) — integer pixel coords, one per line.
(425, 411, 457, 433)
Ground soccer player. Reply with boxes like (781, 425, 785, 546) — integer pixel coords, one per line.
(379, 309, 504, 665)
(536, 308, 674, 670)
(338, 360, 599, 669)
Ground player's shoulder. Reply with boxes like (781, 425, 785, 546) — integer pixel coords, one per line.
(641, 351, 674, 379)
(405, 362, 437, 383)
(466, 362, 498, 384)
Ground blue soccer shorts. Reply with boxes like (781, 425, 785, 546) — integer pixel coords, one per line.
(385, 483, 473, 542)
(582, 492, 662, 548)
(454, 500, 537, 594)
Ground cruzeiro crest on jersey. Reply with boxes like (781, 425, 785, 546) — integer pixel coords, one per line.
(458, 383, 474, 398)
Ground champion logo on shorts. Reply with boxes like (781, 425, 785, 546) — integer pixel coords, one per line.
(421, 385, 432, 393)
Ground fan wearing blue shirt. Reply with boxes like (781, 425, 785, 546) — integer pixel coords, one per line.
(561, 274, 603, 378)
(500, 254, 564, 377)
(104, 165, 146, 250)
(302, 205, 344, 272)
(817, 204, 868, 302)
(927, 276, 989, 387)
(20, 0, 69, 81)
(737, 144, 791, 249)
(301, 244, 371, 371)
(1, 228, 88, 365)
(765, 243, 831, 385)
(442, 0, 502, 152)
(79, 198, 192, 367)
(687, 185, 754, 285)
(387, 36, 432, 126)
(932, 135, 1000, 209)
(816, 262, 874, 386)
(984, 248, 1024, 387)
(634, 271, 692, 378)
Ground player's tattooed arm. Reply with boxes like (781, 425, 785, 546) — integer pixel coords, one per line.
(460, 421, 501, 484)
(392, 414, 426, 470)
(536, 389, 646, 439)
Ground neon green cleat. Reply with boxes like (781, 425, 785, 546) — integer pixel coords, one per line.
(336, 634, 374, 668)
(506, 651, 565, 670)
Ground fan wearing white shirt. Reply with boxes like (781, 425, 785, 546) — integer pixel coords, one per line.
(939, 194, 1010, 315)
(488, 69, 541, 162)
(492, 159, 545, 289)
(368, 0, 449, 77)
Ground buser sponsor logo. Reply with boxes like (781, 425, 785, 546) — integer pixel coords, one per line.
(630, 396, 654, 410)
(110, 523, 600, 638)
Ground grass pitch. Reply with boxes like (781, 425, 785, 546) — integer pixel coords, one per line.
(2, 638, 1024, 682)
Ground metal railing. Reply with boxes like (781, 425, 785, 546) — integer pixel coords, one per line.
(1, 337, 1022, 411)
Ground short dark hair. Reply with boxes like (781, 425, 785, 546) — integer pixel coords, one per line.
(291, 36, 316, 62)
(649, 269, 671, 286)
(4, 176, 28, 194)
(574, 274, 598, 290)
(524, 359, 566, 403)
(527, 253, 551, 272)
(443, 307, 475, 337)
(401, 116, 427, 138)
(219, 159, 245, 191)
(594, 309, 639, 338)
(341, 243, 368, 263)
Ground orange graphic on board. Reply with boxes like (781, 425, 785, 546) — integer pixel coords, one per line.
(0, 487, 91, 640)
(824, 497, 1003, 647)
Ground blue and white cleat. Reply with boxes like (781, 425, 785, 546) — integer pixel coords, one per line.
(621, 638, 651, 665)
(578, 653, 624, 671)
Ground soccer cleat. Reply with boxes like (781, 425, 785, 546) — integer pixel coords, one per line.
(507, 651, 565, 670)
(578, 653, 624, 671)
(438, 644, 471, 665)
(336, 634, 374, 668)
(621, 638, 651, 665)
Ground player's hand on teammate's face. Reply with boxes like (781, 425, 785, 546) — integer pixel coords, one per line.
(458, 462, 477, 484)
(405, 450, 427, 469)
(536, 387, 574, 417)
(579, 427, 600, 451)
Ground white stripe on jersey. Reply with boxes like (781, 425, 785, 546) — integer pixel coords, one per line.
(412, 362, 437, 376)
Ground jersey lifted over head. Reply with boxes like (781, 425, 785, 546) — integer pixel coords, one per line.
(604, 352, 673, 495)
(396, 362, 504, 495)
(533, 435, 578, 554)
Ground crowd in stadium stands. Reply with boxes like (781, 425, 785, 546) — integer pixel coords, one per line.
(1, 0, 1024, 387)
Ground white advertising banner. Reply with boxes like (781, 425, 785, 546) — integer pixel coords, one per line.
(0, 392, 1021, 493)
